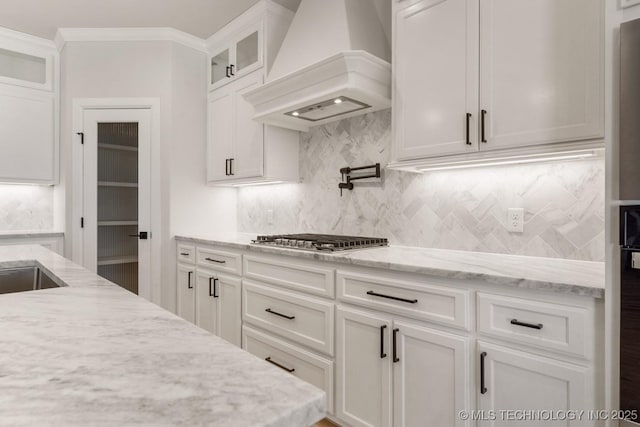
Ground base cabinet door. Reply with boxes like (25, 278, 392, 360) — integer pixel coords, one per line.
(217, 274, 242, 346)
(336, 306, 392, 427)
(195, 269, 219, 334)
(195, 269, 241, 347)
(477, 342, 593, 427)
(177, 264, 196, 323)
(393, 321, 471, 427)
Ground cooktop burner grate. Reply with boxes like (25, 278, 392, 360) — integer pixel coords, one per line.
(252, 234, 388, 251)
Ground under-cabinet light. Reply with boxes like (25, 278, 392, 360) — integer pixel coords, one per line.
(292, 111, 299, 116)
(231, 181, 285, 187)
(334, 98, 343, 104)
(416, 150, 601, 173)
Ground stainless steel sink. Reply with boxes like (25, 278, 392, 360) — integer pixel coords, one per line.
(0, 266, 60, 295)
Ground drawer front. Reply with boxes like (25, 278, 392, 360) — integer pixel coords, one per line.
(337, 270, 471, 330)
(477, 293, 593, 358)
(243, 326, 334, 414)
(177, 243, 195, 264)
(196, 246, 242, 275)
(244, 254, 335, 298)
(243, 280, 334, 355)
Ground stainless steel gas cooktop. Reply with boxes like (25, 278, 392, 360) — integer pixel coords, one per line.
(252, 234, 388, 252)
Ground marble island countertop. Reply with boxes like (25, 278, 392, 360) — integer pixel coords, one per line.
(176, 233, 605, 298)
(0, 245, 325, 427)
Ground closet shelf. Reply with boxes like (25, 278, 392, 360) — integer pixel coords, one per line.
(98, 143, 138, 152)
(97, 255, 138, 266)
(98, 181, 138, 188)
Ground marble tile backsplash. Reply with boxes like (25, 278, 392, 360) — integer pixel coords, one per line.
(0, 185, 54, 231)
(238, 109, 605, 262)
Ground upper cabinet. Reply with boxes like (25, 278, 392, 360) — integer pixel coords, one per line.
(0, 28, 59, 185)
(206, 0, 300, 186)
(209, 23, 262, 91)
(390, 0, 604, 168)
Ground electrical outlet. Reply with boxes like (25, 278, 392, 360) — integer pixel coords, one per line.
(507, 208, 524, 233)
(267, 209, 274, 225)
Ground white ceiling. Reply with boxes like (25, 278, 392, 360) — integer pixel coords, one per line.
(0, 0, 301, 40)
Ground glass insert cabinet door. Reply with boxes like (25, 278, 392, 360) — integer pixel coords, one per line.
(235, 31, 259, 73)
(210, 28, 261, 88)
(211, 48, 230, 86)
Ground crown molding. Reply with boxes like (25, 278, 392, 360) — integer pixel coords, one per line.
(0, 26, 57, 51)
(54, 27, 207, 53)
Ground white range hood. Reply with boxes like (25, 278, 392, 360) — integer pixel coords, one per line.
(244, 0, 391, 132)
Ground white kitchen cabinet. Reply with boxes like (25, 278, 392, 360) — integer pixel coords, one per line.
(209, 23, 262, 91)
(390, 0, 603, 168)
(195, 268, 242, 346)
(177, 263, 196, 324)
(207, 69, 299, 185)
(393, 320, 470, 427)
(207, 71, 262, 181)
(336, 306, 393, 427)
(207, 0, 293, 92)
(336, 305, 471, 427)
(479, 0, 603, 151)
(206, 0, 299, 186)
(0, 28, 59, 184)
(477, 341, 593, 427)
(393, 0, 479, 160)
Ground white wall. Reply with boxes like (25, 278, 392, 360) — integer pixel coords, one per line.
(59, 40, 236, 311)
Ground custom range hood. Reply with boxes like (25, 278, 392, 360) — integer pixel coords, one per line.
(244, 0, 391, 132)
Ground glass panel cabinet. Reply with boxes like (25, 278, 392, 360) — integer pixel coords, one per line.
(208, 23, 262, 91)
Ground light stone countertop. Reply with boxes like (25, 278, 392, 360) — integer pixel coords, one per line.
(176, 233, 605, 298)
(0, 245, 325, 427)
(0, 230, 64, 239)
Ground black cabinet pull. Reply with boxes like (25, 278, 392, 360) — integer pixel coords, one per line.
(225, 159, 230, 176)
(265, 357, 295, 373)
(393, 328, 400, 363)
(366, 290, 418, 304)
(265, 308, 295, 320)
(380, 325, 387, 359)
(209, 277, 219, 298)
(229, 158, 234, 175)
(466, 113, 472, 145)
(205, 257, 226, 264)
(225, 66, 231, 78)
(510, 319, 543, 330)
(480, 351, 488, 394)
(481, 109, 487, 143)
(187, 271, 193, 289)
(180, 252, 189, 256)
(230, 64, 235, 76)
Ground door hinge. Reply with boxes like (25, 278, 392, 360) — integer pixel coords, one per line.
(80, 217, 84, 228)
(77, 132, 84, 144)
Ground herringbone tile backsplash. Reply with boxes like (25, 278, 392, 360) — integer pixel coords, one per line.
(238, 109, 604, 262)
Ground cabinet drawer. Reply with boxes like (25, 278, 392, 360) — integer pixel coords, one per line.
(177, 243, 195, 264)
(337, 270, 471, 330)
(196, 246, 242, 275)
(477, 293, 593, 359)
(243, 326, 334, 414)
(243, 280, 334, 355)
(243, 254, 335, 298)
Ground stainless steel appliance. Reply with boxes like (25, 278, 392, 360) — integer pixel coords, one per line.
(620, 206, 640, 426)
(252, 234, 388, 252)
